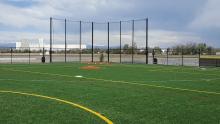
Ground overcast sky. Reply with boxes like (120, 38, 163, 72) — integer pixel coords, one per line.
(0, 0, 219, 48)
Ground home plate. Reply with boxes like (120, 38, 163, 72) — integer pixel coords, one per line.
(75, 75, 83, 78)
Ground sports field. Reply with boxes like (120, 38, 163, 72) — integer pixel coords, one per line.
(0, 63, 220, 124)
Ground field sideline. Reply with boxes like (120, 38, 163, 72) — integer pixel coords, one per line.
(0, 63, 220, 124)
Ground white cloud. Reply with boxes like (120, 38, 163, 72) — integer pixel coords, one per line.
(190, 0, 220, 29)
(0, 0, 213, 47)
(0, 0, 135, 30)
(0, 2, 52, 29)
(0, 31, 49, 44)
(148, 30, 202, 48)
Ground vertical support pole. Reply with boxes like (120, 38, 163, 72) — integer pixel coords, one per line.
(132, 20, 134, 64)
(29, 47, 30, 64)
(43, 47, 45, 57)
(120, 21, 122, 63)
(167, 48, 169, 65)
(65, 19, 67, 63)
(92, 22, 94, 62)
(181, 48, 184, 66)
(199, 49, 201, 67)
(79, 21, 82, 62)
(152, 49, 155, 64)
(50, 17, 52, 63)
(107, 22, 110, 63)
(10, 48, 12, 64)
(146, 18, 149, 64)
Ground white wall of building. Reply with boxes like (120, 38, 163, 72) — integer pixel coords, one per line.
(16, 41, 86, 51)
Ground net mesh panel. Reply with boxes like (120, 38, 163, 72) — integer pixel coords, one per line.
(148, 49, 153, 64)
(109, 22, 120, 63)
(0, 48, 11, 64)
(52, 19, 65, 62)
(121, 21, 132, 63)
(2, 18, 215, 66)
(93, 23, 108, 62)
(30, 47, 44, 63)
(66, 21, 80, 62)
(182, 47, 199, 66)
(168, 48, 182, 66)
(11, 48, 29, 63)
(81, 22, 92, 62)
(27, 39, 49, 63)
(134, 20, 146, 64)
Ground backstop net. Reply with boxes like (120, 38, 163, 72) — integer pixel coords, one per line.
(50, 18, 148, 64)
(3, 17, 217, 67)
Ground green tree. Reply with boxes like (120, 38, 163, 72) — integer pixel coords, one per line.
(123, 44, 129, 54)
(153, 46, 162, 54)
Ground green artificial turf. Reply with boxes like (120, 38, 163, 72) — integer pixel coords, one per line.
(0, 63, 220, 124)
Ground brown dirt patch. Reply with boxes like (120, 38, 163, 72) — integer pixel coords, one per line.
(80, 66, 101, 70)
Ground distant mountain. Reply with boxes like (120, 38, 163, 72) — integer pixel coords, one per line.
(0, 43, 16, 48)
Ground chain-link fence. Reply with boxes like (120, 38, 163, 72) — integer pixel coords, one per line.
(1, 47, 220, 67)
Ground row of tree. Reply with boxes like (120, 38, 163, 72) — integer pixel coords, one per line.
(73, 43, 217, 55)
(170, 43, 216, 55)
(120, 42, 217, 55)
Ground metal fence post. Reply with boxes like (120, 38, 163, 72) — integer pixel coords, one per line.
(10, 48, 12, 64)
(167, 48, 169, 65)
(79, 21, 82, 63)
(198, 49, 201, 67)
(29, 47, 30, 64)
(146, 18, 148, 64)
(92, 22, 94, 62)
(152, 49, 155, 64)
(132, 20, 134, 64)
(107, 22, 110, 63)
(181, 48, 183, 66)
(43, 47, 45, 57)
(50, 17, 52, 63)
(120, 21, 122, 63)
(64, 19, 67, 63)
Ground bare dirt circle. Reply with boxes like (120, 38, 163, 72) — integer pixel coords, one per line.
(80, 66, 100, 70)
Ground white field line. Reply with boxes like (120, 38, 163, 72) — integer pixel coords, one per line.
(1, 66, 220, 83)
(2, 68, 220, 95)
(0, 77, 219, 84)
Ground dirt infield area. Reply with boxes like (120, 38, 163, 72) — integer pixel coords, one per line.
(80, 65, 101, 70)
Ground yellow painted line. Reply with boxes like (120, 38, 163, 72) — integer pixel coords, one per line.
(0, 90, 113, 124)
(2, 68, 220, 96)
